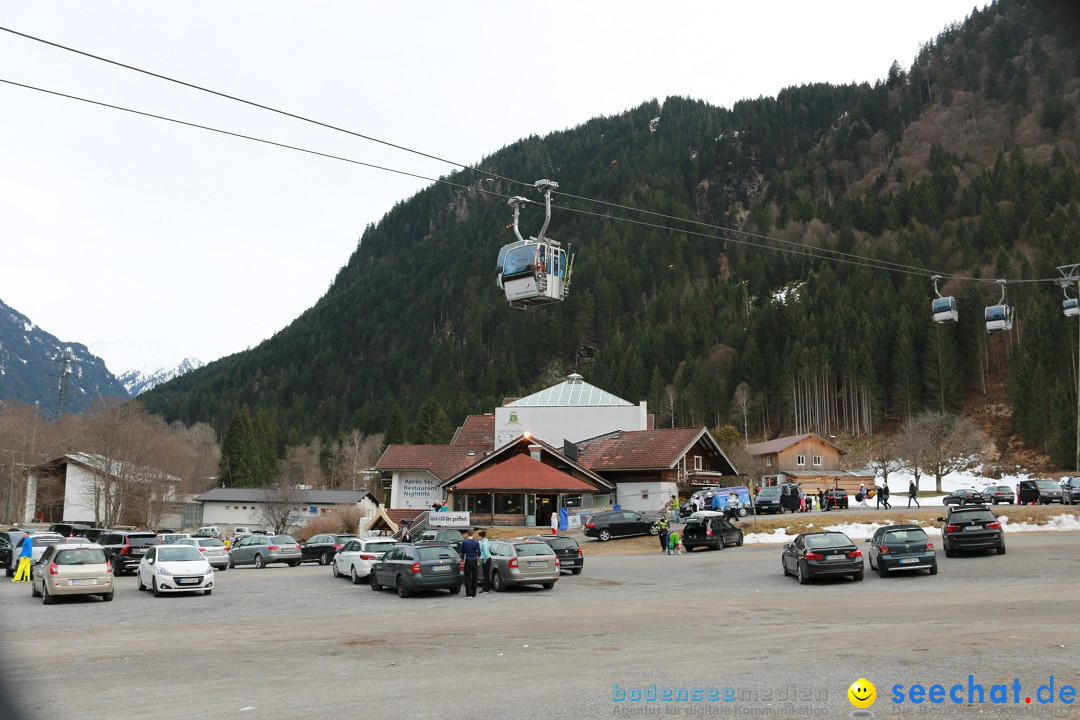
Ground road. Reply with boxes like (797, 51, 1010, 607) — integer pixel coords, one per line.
(1, 532, 1078, 720)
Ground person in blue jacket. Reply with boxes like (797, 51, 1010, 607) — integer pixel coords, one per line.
(12, 532, 32, 582)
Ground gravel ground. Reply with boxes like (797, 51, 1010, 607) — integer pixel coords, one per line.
(1, 532, 1078, 720)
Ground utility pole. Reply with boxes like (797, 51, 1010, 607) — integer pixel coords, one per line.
(1058, 264, 1080, 476)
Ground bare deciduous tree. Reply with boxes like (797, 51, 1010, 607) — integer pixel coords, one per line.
(866, 435, 904, 493)
(255, 482, 308, 534)
(899, 411, 984, 493)
(730, 382, 752, 442)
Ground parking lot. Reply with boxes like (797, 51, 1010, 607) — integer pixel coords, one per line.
(1, 531, 1078, 720)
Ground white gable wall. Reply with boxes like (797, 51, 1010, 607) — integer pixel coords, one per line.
(495, 402, 648, 449)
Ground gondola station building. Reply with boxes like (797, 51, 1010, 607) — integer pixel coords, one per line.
(374, 374, 739, 528)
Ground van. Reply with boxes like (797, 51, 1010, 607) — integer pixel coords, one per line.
(196, 526, 220, 538)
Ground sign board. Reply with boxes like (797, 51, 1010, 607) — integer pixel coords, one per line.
(428, 511, 471, 528)
(566, 514, 582, 529)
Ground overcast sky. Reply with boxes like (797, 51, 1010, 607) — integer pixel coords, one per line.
(0, 1, 980, 375)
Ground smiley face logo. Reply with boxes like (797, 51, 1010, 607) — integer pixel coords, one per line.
(848, 678, 876, 709)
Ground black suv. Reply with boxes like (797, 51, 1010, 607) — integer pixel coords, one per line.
(823, 489, 848, 510)
(938, 505, 1004, 557)
(523, 535, 583, 575)
(47, 523, 100, 540)
(98, 530, 159, 574)
(1017, 479, 1063, 504)
(681, 512, 744, 551)
(582, 510, 659, 541)
(754, 484, 801, 514)
(417, 529, 464, 555)
(1062, 477, 1080, 505)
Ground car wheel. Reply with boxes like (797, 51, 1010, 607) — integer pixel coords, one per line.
(350, 566, 362, 584)
(204, 589, 212, 596)
(648, 525, 659, 536)
(31, 580, 41, 598)
(541, 582, 555, 590)
(395, 575, 411, 598)
(782, 559, 792, 577)
(797, 562, 808, 585)
(944, 540, 955, 558)
(101, 591, 114, 602)
(137, 574, 146, 591)
(42, 583, 54, 605)
(449, 585, 460, 595)
(878, 563, 888, 578)
(928, 563, 938, 575)
(369, 572, 381, 592)
(152, 578, 162, 598)
(736, 533, 744, 547)
(228, 556, 236, 569)
(319, 551, 331, 566)
(996, 543, 1006, 555)
(332, 562, 342, 578)
(287, 561, 299, 567)
(852, 571, 864, 582)
(598, 529, 611, 542)
(217, 564, 226, 572)
(868, 556, 876, 570)
(492, 570, 505, 592)
(738, 507, 748, 517)
(253, 554, 265, 569)
(571, 568, 582, 576)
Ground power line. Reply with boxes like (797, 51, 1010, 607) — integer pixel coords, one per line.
(2, 25, 1063, 286)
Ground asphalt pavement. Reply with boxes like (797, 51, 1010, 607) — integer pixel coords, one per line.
(1, 532, 1078, 720)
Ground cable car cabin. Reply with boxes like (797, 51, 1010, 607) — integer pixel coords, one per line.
(984, 304, 1014, 333)
(1065, 298, 1079, 317)
(496, 240, 570, 308)
(931, 296, 958, 323)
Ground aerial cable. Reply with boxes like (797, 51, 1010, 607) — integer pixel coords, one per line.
(0, 25, 532, 192)
(0, 78, 513, 202)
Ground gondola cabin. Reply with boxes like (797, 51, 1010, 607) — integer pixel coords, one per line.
(931, 296, 958, 323)
(1065, 297, 1079, 317)
(496, 240, 571, 308)
(984, 304, 1014, 333)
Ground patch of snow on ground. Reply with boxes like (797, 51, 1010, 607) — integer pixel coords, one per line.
(738, 514, 1080, 543)
(998, 514, 1080, 533)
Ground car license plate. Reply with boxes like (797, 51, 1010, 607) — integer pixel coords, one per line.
(178, 578, 199, 585)
(899, 558, 920, 564)
(432, 565, 450, 572)
(963, 526, 982, 531)
(69, 578, 95, 586)
(528, 561, 546, 568)
(826, 554, 845, 560)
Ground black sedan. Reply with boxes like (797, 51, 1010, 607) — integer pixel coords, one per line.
(680, 511, 744, 551)
(942, 488, 987, 506)
(369, 543, 463, 597)
(582, 510, 659, 541)
(781, 532, 864, 584)
(300, 533, 357, 565)
(867, 525, 937, 577)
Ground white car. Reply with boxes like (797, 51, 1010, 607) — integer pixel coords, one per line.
(137, 544, 214, 597)
(332, 537, 398, 584)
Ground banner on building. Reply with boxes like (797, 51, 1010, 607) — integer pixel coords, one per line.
(428, 511, 471, 528)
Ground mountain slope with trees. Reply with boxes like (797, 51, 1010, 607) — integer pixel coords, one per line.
(143, 0, 1080, 473)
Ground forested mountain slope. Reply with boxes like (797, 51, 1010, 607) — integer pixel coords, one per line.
(143, 0, 1080, 468)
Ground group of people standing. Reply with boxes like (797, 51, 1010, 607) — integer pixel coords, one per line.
(651, 516, 682, 555)
(460, 529, 494, 597)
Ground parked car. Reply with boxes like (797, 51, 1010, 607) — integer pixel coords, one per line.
(2, 529, 31, 577)
(1062, 477, 1080, 504)
(97, 530, 159, 575)
(980, 485, 1015, 505)
(369, 543, 463, 597)
(680, 511, 744, 551)
(158, 533, 191, 545)
(681, 487, 752, 518)
(781, 532, 864, 584)
(522, 535, 583, 575)
(47, 522, 97, 539)
(754, 484, 801, 514)
(174, 537, 230, 570)
(195, 526, 220, 538)
(942, 488, 987, 506)
(0, 534, 10, 573)
(300, 533, 358, 565)
(137, 544, 214, 596)
(937, 505, 1005, 557)
(5, 532, 67, 577)
(333, 537, 398, 583)
(1017, 479, 1064, 504)
(867, 525, 937, 577)
(582, 510, 659, 541)
(30, 543, 114, 603)
(487, 540, 560, 591)
(416, 529, 465, 555)
(229, 534, 302, 568)
(823, 489, 849, 510)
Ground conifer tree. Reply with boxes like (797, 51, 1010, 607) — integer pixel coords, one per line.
(220, 406, 256, 487)
(411, 399, 452, 445)
(382, 406, 406, 453)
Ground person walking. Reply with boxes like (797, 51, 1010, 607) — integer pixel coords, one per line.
(12, 531, 32, 582)
(654, 515, 669, 554)
(478, 530, 492, 593)
(550, 508, 560, 535)
(460, 530, 481, 598)
(881, 483, 892, 510)
(858, 483, 869, 509)
(875, 484, 884, 510)
(907, 480, 921, 509)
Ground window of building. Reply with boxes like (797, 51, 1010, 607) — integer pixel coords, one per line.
(640, 489, 649, 501)
(466, 494, 493, 513)
(765, 457, 772, 467)
(225, 506, 231, 510)
(693, 456, 703, 471)
(494, 493, 524, 514)
(797, 455, 806, 466)
(813, 455, 822, 466)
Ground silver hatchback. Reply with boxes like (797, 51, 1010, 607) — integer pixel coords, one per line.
(175, 537, 230, 570)
(228, 534, 302, 568)
(488, 540, 560, 591)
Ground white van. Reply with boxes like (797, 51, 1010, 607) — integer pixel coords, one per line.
(195, 526, 219, 538)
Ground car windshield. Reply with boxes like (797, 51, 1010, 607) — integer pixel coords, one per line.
(54, 548, 106, 565)
(199, 539, 225, 547)
(1035, 481, 1058, 490)
(952, 510, 995, 522)
(513, 543, 554, 557)
(541, 537, 579, 550)
(804, 533, 852, 549)
(417, 547, 459, 562)
(363, 542, 396, 554)
(31, 535, 64, 547)
(157, 546, 204, 562)
(128, 535, 158, 547)
(758, 488, 781, 497)
(271, 535, 297, 544)
(883, 529, 928, 543)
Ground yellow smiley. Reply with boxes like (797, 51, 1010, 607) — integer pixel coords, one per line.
(848, 678, 876, 709)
